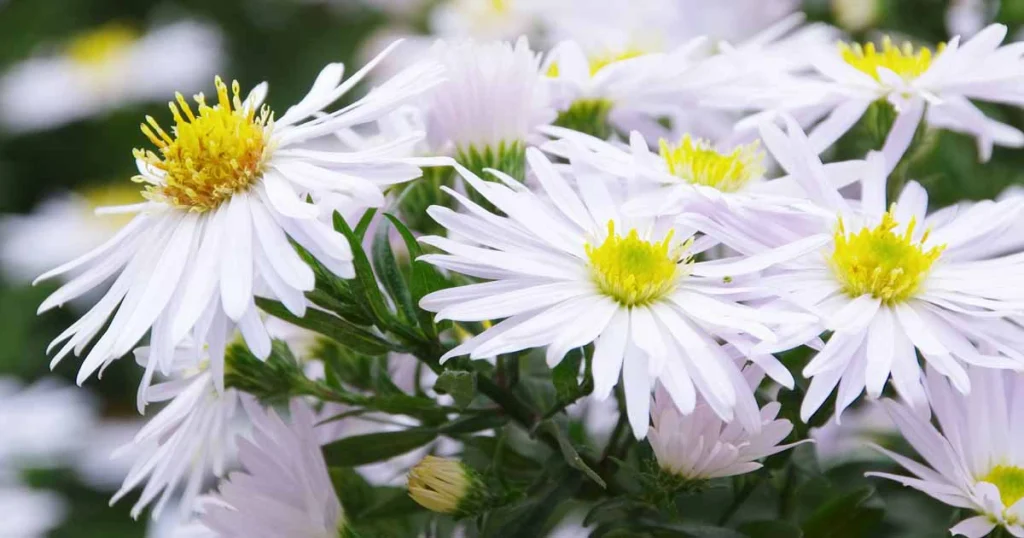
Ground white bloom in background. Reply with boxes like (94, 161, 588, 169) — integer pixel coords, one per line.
(418, 148, 822, 438)
(870, 367, 1024, 537)
(0, 21, 223, 133)
(0, 377, 98, 473)
(811, 403, 894, 468)
(946, 0, 997, 39)
(0, 485, 66, 538)
(790, 24, 1024, 165)
(201, 398, 346, 538)
(831, 0, 882, 32)
(544, 126, 864, 228)
(35, 44, 443, 398)
(430, 0, 543, 42)
(745, 118, 1024, 422)
(650, 368, 804, 480)
(541, 40, 671, 138)
(426, 38, 553, 165)
(0, 184, 140, 283)
(112, 347, 241, 519)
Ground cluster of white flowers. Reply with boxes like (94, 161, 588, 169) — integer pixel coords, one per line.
(12, 1, 1024, 537)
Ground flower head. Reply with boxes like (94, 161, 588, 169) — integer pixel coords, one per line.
(659, 135, 766, 193)
(838, 37, 943, 82)
(870, 367, 1024, 537)
(407, 456, 484, 515)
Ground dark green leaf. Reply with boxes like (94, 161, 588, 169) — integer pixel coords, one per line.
(256, 297, 391, 355)
(801, 487, 885, 538)
(333, 211, 396, 329)
(434, 370, 477, 409)
(322, 429, 438, 467)
(537, 420, 605, 488)
(738, 521, 804, 538)
(330, 467, 376, 518)
(372, 218, 418, 327)
(354, 208, 378, 240)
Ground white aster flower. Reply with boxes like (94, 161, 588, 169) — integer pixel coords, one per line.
(418, 148, 822, 438)
(0, 485, 66, 538)
(649, 368, 803, 480)
(870, 367, 1024, 537)
(792, 23, 1024, 165)
(1, 184, 140, 283)
(742, 118, 1024, 422)
(0, 377, 97, 474)
(810, 403, 894, 468)
(35, 44, 443, 398)
(200, 398, 346, 538)
(112, 347, 242, 519)
(426, 38, 553, 166)
(0, 21, 223, 133)
(543, 126, 864, 229)
(430, 0, 544, 42)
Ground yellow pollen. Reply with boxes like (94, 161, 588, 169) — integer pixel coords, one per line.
(133, 77, 273, 212)
(659, 135, 765, 192)
(838, 37, 945, 82)
(66, 23, 138, 67)
(982, 465, 1024, 510)
(586, 221, 690, 307)
(829, 206, 944, 305)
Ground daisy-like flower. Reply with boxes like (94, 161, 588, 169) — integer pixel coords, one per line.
(111, 346, 241, 520)
(426, 38, 553, 179)
(0, 21, 223, 133)
(541, 40, 669, 139)
(792, 24, 1024, 165)
(870, 367, 1024, 537)
(1, 184, 141, 283)
(200, 398, 348, 538)
(35, 44, 444, 398)
(543, 125, 865, 233)
(418, 147, 823, 438)
(649, 367, 804, 481)
(430, 0, 545, 42)
(736, 117, 1024, 422)
(0, 485, 66, 538)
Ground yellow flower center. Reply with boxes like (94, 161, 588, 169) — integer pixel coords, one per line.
(659, 136, 765, 193)
(133, 77, 273, 212)
(66, 23, 138, 67)
(982, 465, 1024, 509)
(839, 37, 944, 82)
(80, 183, 143, 228)
(586, 221, 689, 307)
(829, 207, 944, 305)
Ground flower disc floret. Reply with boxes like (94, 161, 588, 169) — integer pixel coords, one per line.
(659, 136, 765, 193)
(586, 221, 689, 307)
(983, 465, 1024, 511)
(839, 37, 944, 82)
(829, 207, 944, 304)
(133, 76, 273, 212)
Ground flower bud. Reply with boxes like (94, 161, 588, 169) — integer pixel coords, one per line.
(407, 456, 486, 516)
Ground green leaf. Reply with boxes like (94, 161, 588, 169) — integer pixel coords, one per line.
(479, 470, 582, 538)
(551, 349, 582, 402)
(738, 521, 804, 538)
(256, 297, 391, 355)
(322, 429, 438, 467)
(634, 522, 747, 538)
(434, 370, 477, 409)
(354, 208, 378, 240)
(372, 218, 418, 327)
(330, 467, 377, 518)
(537, 420, 605, 488)
(385, 213, 449, 337)
(801, 487, 885, 538)
(333, 211, 396, 329)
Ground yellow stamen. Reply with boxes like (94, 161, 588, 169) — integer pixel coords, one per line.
(66, 23, 138, 67)
(132, 77, 273, 212)
(546, 47, 647, 78)
(838, 37, 944, 82)
(586, 221, 690, 307)
(982, 465, 1024, 511)
(829, 206, 944, 304)
(80, 183, 143, 228)
(659, 135, 765, 192)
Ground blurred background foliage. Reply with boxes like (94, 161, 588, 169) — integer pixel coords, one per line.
(1, 0, 1023, 536)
